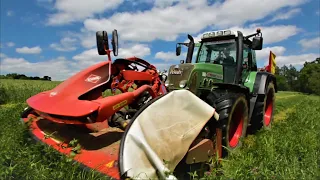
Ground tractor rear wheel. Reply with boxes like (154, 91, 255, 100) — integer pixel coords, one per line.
(206, 92, 249, 158)
(250, 82, 275, 133)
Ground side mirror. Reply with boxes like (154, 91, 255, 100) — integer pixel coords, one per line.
(111, 29, 118, 56)
(176, 44, 181, 56)
(96, 31, 109, 55)
(251, 36, 263, 50)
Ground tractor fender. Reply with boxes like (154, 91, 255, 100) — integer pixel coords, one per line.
(201, 83, 251, 110)
(211, 83, 251, 98)
(253, 72, 277, 95)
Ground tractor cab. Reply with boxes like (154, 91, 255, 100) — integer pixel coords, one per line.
(166, 29, 263, 95)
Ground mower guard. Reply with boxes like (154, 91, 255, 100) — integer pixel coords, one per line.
(21, 90, 219, 179)
(26, 61, 111, 117)
(119, 89, 218, 179)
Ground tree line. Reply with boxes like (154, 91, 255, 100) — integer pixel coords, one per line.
(0, 73, 52, 81)
(274, 57, 320, 95)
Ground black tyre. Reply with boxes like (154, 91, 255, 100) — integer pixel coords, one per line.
(96, 31, 108, 55)
(205, 91, 249, 158)
(250, 82, 275, 133)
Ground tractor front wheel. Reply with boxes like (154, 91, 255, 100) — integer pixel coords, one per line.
(206, 92, 249, 158)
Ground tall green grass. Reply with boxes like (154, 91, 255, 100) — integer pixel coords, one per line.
(0, 80, 319, 180)
(0, 79, 61, 105)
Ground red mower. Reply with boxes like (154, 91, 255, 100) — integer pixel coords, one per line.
(20, 29, 168, 179)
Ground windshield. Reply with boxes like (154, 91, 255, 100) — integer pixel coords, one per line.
(197, 39, 237, 66)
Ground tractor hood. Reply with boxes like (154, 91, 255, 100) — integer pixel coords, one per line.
(166, 64, 195, 90)
(166, 63, 225, 93)
(26, 61, 111, 117)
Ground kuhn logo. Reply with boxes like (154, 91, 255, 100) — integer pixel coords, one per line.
(85, 74, 101, 83)
(49, 91, 57, 97)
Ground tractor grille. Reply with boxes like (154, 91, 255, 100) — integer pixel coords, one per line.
(167, 64, 194, 89)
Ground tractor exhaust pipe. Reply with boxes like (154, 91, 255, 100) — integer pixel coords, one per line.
(186, 34, 195, 63)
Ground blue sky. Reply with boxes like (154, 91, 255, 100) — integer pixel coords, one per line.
(0, 0, 319, 80)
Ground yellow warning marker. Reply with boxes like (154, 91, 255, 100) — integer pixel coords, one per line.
(105, 160, 115, 168)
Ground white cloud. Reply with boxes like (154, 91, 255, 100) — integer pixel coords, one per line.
(0, 53, 7, 58)
(0, 56, 74, 80)
(46, 0, 124, 25)
(71, 48, 107, 70)
(298, 37, 320, 50)
(16, 46, 42, 54)
(78, 31, 96, 48)
(6, 11, 14, 16)
(118, 44, 151, 58)
(268, 8, 301, 22)
(72, 43, 151, 69)
(83, 0, 307, 42)
(71, 43, 150, 72)
(276, 53, 319, 66)
(50, 37, 77, 51)
(254, 45, 319, 67)
(256, 46, 287, 66)
(155, 51, 187, 62)
(211, 0, 306, 28)
(153, 0, 181, 8)
(6, 42, 15, 47)
(152, 63, 173, 71)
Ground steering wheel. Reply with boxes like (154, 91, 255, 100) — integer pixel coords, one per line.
(213, 56, 223, 64)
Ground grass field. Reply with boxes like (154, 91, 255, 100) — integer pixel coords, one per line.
(1, 79, 319, 180)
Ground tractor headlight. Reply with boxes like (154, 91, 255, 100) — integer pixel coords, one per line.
(165, 80, 170, 87)
(217, 31, 223, 36)
(179, 80, 187, 88)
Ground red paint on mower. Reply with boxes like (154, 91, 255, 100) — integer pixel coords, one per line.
(22, 114, 122, 179)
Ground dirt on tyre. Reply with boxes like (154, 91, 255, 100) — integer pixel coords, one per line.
(206, 92, 249, 158)
(250, 82, 276, 133)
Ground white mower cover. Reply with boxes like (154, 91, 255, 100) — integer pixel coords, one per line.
(119, 90, 219, 179)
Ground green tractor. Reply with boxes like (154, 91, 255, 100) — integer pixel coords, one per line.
(165, 29, 277, 158)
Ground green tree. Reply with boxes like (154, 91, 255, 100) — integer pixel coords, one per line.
(275, 74, 290, 91)
(287, 65, 299, 91)
(299, 58, 320, 95)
